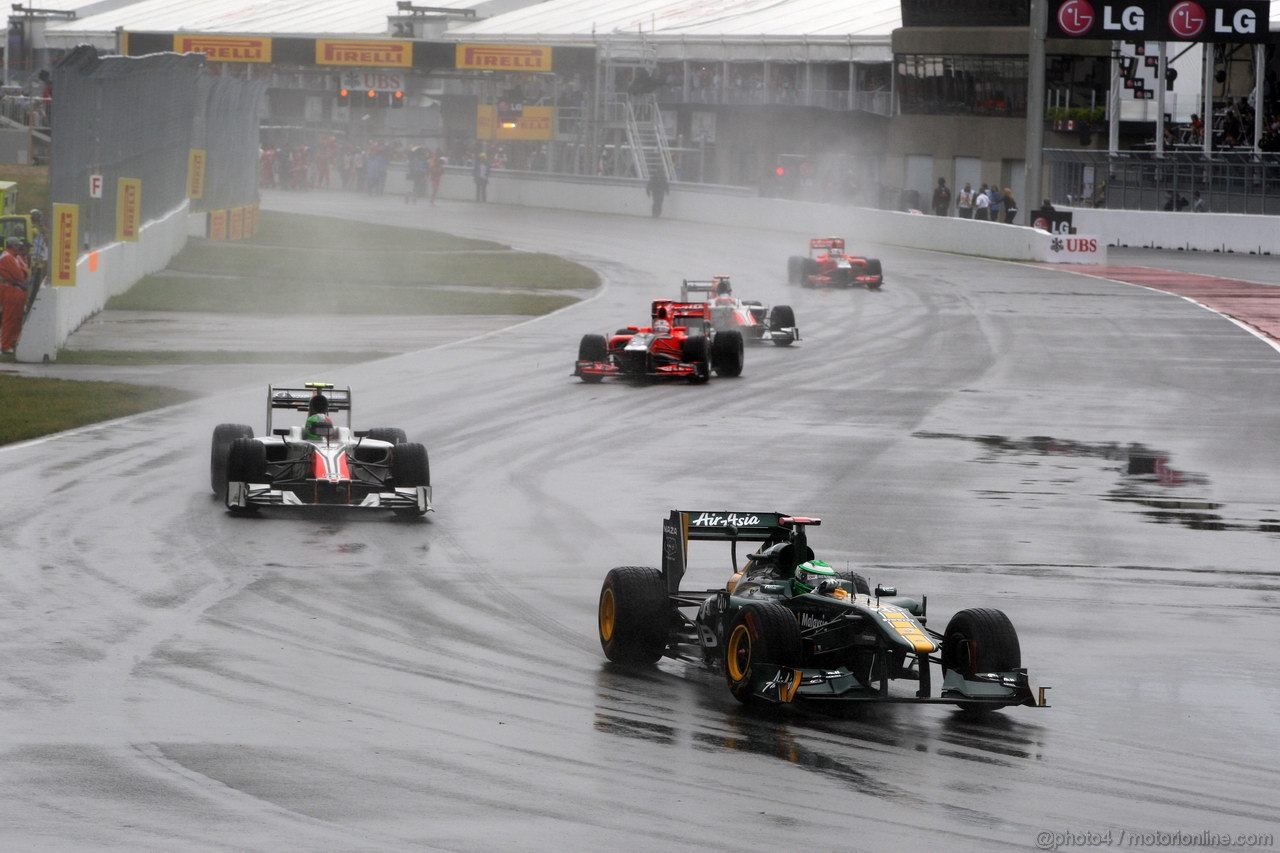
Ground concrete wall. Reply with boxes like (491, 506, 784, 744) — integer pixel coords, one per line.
(1064, 206, 1280, 255)
(412, 168, 1106, 265)
(16, 201, 190, 363)
(0, 128, 32, 164)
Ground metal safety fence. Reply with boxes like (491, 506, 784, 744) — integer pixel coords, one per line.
(50, 46, 265, 252)
(1046, 149, 1280, 216)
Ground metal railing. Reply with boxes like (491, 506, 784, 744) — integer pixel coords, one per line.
(658, 86, 894, 115)
(1046, 149, 1280, 215)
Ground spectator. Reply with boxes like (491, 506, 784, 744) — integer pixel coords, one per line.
(974, 184, 991, 221)
(646, 168, 670, 218)
(0, 236, 30, 354)
(987, 185, 1003, 221)
(1162, 191, 1188, 211)
(28, 209, 47, 291)
(931, 177, 951, 216)
(473, 152, 490, 202)
(1002, 187, 1018, 224)
(1192, 190, 1207, 212)
(957, 182, 974, 219)
(429, 149, 445, 205)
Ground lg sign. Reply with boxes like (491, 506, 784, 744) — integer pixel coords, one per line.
(1048, 0, 1268, 41)
(1057, 0, 1095, 34)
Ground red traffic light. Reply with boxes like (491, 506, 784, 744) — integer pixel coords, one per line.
(775, 166, 785, 177)
(367, 90, 376, 98)
(394, 90, 403, 99)
(339, 88, 348, 97)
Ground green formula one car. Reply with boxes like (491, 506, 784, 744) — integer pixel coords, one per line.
(598, 510, 1049, 712)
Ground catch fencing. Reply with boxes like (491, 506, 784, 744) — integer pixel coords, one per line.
(50, 45, 265, 250)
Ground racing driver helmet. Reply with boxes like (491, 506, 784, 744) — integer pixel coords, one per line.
(713, 276, 732, 296)
(792, 559, 839, 596)
(653, 319, 671, 335)
(308, 394, 329, 415)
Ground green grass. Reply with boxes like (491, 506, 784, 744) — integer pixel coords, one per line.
(106, 209, 598, 314)
(0, 375, 190, 446)
(249, 210, 504, 252)
(54, 349, 398, 365)
(162, 244, 597, 289)
(0, 164, 49, 217)
(107, 276, 577, 315)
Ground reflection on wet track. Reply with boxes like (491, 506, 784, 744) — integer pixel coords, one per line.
(1, 197, 1278, 850)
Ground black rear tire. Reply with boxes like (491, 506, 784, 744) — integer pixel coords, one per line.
(577, 334, 607, 383)
(599, 566, 669, 664)
(682, 334, 711, 384)
(837, 571, 871, 596)
(725, 603, 803, 704)
(711, 329, 744, 377)
(211, 423, 253, 498)
(367, 427, 407, 445)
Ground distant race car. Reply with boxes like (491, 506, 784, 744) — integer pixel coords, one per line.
(574, 299, 744, 383)
(210, 382, 432, 517)
(787, 237, 883, 289)
(598, 510, 1050, 713)
(680, 276, 798, 347)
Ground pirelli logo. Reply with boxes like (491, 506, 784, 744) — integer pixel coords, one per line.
(457, 44, 552, 72)
(174, 35, 272, 63)
(317, 39, 412, 68)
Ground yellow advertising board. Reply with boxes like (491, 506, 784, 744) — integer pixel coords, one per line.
(51, 203, 78, 287)
(187, 149, 206, 200)
(116, 178, 141, 242)
(209, 209, 228, 241)
(476, 105, 555, 141)
(457, 44, 552, 72)
(316, 39, 412, 68)
(244, 203, 258, 239)
(174, 34, 271, 63)
(229, 207, 244, 241)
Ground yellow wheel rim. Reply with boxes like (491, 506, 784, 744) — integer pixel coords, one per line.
(726, 623, 752, 682)
(599, 588, 616, 643)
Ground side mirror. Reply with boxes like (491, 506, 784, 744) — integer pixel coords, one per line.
(875, 584, 896, 597)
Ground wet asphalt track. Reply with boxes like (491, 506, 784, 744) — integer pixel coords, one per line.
(1, 193, 1278, 851)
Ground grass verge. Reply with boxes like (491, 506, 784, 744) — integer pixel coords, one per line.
(106, 209, 598, 314)
(107, 277, 579, 314)
(53, 350, 398, 365)
(0, 375, 190, 446)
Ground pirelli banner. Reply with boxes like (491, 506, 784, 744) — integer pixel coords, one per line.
(116, 178, 142, 243)
(187, 149, 207, 200)
(457, 44, 553, 72)
(206, 203, 259, 241)
(51, 203, 79, 287)
(123, 32, 592, 73)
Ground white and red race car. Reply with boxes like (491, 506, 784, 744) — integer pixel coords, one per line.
(680, 276, 798, 346)
(210, 382, 432, 517)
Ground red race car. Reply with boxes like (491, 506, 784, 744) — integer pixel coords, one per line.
(681, 276, 798, 347)
(574, 299, 744, 383)
(787, 237, 883, 289)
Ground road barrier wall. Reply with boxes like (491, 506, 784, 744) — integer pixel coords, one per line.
(17, 202, 189, 363)
(413, 168, 1106, 266)
(1063, 206, 1279, 255)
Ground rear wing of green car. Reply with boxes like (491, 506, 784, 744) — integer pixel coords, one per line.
(661, 510, 821, 595)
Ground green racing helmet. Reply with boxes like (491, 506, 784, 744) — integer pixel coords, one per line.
(792, 559, 837, 596)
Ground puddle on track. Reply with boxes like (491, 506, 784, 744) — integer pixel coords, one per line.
(914, 431, 1280, 537)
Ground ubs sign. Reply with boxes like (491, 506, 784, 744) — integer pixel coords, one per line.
(1048, 0, 1270, 41)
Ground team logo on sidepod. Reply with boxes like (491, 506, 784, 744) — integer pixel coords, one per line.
(1168, 1, 1207, 39)
(1056, 0, 1096, 36)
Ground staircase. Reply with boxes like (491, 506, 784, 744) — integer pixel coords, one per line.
(620, 94, 674, 182)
